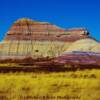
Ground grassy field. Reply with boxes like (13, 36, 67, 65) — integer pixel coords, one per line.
(0, 69, 100, 100)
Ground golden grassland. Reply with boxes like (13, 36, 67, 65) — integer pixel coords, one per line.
(0, 69, 100, 100)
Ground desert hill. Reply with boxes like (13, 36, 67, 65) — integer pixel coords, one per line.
(5, 18, 90, 41)
(0, 18, 93, 58)
(0, 18, 99, 71)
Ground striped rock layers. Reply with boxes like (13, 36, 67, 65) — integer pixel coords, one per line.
(0, 18, 92, 58)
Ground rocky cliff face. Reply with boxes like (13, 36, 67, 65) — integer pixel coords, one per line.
(0, 18, 92, 58)
(5, 18, 90, 42)
(0, 18, 100, 71)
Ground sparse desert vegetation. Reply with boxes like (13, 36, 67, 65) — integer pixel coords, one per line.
(0, 69, 100, 100)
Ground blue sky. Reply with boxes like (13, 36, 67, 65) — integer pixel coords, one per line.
(0, 0, 100, 41)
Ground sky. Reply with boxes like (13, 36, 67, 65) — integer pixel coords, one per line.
(0, 0, 100, 41)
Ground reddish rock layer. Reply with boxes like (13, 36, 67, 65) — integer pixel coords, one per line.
(54, 51, 100, 67)
(5, 34, 90, 42)
(0, 51, 100, 71)
(4, 18, 90, 42)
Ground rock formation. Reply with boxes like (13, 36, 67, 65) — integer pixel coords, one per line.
(5, 18, 90, 41)
(66, 39, 100, 52)
(0, 18, 91, 58)
(54, 51, 100, 70)
(0, 18, 99, 71)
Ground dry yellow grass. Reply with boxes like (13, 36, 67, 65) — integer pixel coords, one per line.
(0, 69, 100, 100)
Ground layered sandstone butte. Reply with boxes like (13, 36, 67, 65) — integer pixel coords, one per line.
(0, 18, 91, 58)
(5, 18, 90, 41)
(0, 18, 99, 71)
